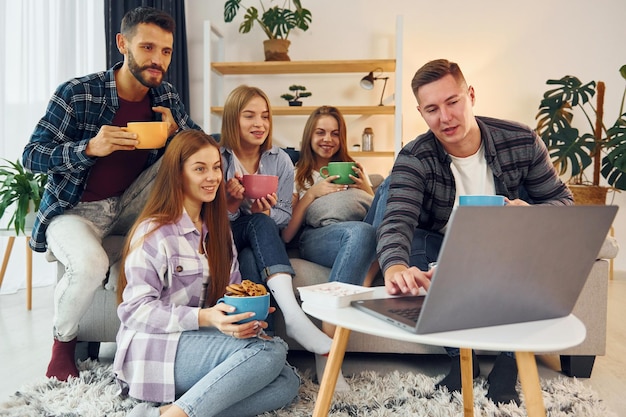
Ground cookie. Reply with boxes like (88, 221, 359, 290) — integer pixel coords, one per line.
(241, 279, 256, 294)
(246, 283, 266, 296)
(255, 283, 268, 296)
(226, 280, 268, 297)
(226, 283, 246, 296)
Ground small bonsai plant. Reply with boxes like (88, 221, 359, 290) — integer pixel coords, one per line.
(535, 65, 626, 191)
(0, 159, 47, 235)
(224, 0, 312, 40)
(280, 84, 312, 106)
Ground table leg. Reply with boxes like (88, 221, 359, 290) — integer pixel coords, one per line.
(460, 348, 474, 417)
(0, 236, 16, 288)
(312, 326, 352, 417)
(25, 237, 32, 310)
(515, 351, 546, 417)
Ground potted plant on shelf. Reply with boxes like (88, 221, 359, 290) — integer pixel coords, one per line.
(0, 159, 47, 235)
(223, 0, 312, 61)
(535, 64, 626, 204)
(280, 84, 312, 106)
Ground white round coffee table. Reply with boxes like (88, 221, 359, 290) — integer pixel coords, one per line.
(302, 287, 586, 417)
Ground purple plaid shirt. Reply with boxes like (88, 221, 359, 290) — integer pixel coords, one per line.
(113, 212, 241, 402)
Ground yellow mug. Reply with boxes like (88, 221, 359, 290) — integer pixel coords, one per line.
(123, 121, 168, 149)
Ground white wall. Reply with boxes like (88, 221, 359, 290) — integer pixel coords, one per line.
(184, 0, 626, 271)
(2, 0, 624, 294)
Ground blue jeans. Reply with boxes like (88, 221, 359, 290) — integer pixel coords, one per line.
(365, 176, 443, 271)
(231, 213, 295, 281)
(299, 221, 376, 285)
(237, 247, 276, 332)
(173, 328, 300, 417)
(363, 176, 389, 230)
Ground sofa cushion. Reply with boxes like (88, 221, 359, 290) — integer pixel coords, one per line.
(598, 235, 619, 259)
(305, 188, 373, 227)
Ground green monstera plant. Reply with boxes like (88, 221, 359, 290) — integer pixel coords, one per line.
(224, 0, 312, 40)
(535, 65, 626, 191)
(0, 159, 47, 235)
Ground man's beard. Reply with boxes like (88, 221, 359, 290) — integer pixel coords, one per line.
(127, 49, 167, 89)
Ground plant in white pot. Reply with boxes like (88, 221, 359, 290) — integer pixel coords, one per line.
(535, 64, 626, 204)
(0, 159, 47, 235)
(224, 0, 312, 61)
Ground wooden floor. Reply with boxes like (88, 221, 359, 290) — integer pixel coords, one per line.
(1, 278, 625, 415)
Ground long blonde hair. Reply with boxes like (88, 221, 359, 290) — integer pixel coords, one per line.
(117, 130, 233, 307)
(295, 106, 354, 191)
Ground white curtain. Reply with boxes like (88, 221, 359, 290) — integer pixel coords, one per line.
(0, 0, 105, 294)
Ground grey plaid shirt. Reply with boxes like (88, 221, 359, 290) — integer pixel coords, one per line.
(377, 116, 573, 273)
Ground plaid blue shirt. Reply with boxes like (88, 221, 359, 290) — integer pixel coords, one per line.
(22, 62, 201, 252)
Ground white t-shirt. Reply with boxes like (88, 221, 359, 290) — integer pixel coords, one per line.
(294, 169, 323, 199)
(449, 143, 495, 206)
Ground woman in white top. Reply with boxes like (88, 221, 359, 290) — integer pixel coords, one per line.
(282, 106, 378, 390)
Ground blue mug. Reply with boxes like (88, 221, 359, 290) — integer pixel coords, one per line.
(458, 195, 505, 206)
(217, 293, 270, 323)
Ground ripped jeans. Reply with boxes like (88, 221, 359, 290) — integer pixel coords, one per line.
(365, 176, 443, 271)
(46, 159, 161, 341)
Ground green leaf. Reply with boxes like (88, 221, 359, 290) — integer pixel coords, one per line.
(544, 76, 596, 107)
(547, 128, 595, 176)
(224, 0, 242, 23)
(240, 7, 259, 34)
(262, 7, 291, 38)
(293, 6, 312, 31)
(536, 98, 574, 148)
(0, 158, 47, 234)
(224, 0, 312, 40)
(601, 114, 626, 189)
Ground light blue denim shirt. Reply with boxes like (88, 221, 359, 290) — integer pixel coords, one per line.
(220, 146, 294, 228)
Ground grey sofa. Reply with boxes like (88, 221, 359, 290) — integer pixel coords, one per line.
(50, 218, 619, 378)
(45, 145, 620, 378)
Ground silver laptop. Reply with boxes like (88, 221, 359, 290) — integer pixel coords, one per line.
(352, 205, 617, 334)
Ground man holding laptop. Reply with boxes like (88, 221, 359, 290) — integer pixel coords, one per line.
(373, 59, 573, 404)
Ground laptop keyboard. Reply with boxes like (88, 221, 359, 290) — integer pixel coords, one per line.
(390, 307, 422, 322)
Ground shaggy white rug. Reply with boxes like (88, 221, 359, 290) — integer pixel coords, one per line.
(0, 359, 616, 417)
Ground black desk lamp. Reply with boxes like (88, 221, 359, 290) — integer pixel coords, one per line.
(360, 69, 389, 106)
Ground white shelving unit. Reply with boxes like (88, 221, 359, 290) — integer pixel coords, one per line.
(203, 16, 404, 158)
